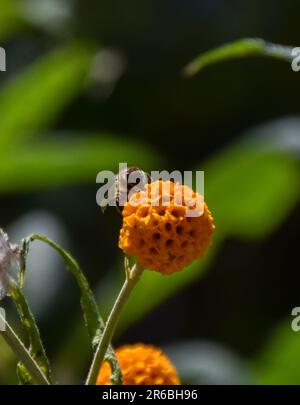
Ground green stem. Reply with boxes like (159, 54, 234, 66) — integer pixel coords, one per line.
(0, 312, 50, 385)
(86, 262, 144, 385)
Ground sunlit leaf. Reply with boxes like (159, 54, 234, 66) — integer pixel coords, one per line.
(183, 38, 293, 76)
(0, 134, 163, 193)
(254, 320, 300, 384)
(0, 43, 94, 151)
(204, 140, 299, 239)
(0, 0, 26, 41)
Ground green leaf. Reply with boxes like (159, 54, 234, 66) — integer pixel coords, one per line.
(0, 0, 26, 41)
(9, 281, 52, 384)
(204, 140, 300, 239)
(254, 321, 300, 384)
(0, 43, 94, 151)
(0, 134, 163, 193)
(183, 38, 294, 76)
(22, 234, 122, 384)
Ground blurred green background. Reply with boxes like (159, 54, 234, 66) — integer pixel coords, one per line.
(0, 0, 300, 385)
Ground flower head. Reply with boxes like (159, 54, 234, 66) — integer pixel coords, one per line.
(96, 343, 180, 385)
(0, 229, 19, 300)
(119, 180, 215, 275)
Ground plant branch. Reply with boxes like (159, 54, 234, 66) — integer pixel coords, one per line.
(86, 261, 144, 385)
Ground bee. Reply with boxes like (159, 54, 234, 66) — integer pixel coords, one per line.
(101, 166, 151, 214)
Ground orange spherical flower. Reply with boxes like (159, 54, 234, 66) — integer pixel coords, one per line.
(119, 180, 215, 275)
(96, 343, 180, 385)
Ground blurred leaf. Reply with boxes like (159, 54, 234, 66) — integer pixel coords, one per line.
(0, 0, 26, 41)
(0, 134, 163, 193)
(254, 321, 300, 384)
(205, 141, 299, 239)
(183, 38, 293, 76)
(0, 43, 94, 151)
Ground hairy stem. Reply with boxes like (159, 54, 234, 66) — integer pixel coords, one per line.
(86, 262, 144, 385)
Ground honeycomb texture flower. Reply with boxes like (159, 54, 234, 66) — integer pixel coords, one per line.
(96, 343, 180, 385)
(119, 180, 215, 275)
